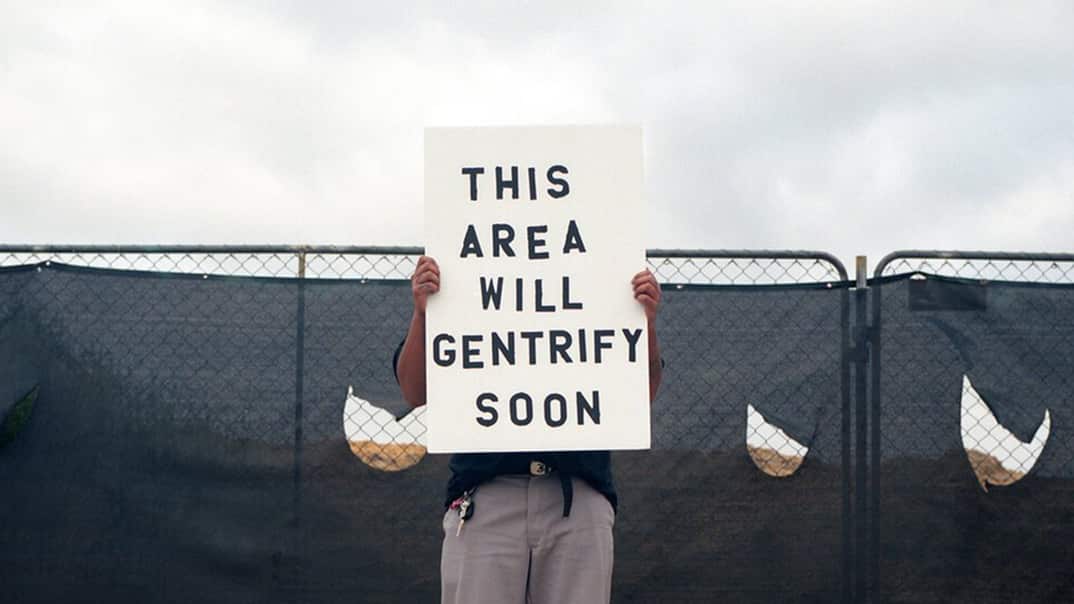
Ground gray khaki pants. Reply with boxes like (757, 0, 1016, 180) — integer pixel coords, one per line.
(441, 474, 615, 604)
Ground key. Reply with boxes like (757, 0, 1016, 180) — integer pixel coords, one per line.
(456, 491, 475, 537)
(456, 500, 469, 536)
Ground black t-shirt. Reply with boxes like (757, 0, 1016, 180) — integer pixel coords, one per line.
(392, 339, 618, 512)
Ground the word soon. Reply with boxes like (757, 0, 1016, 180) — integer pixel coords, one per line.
(474, 390, 601, 428)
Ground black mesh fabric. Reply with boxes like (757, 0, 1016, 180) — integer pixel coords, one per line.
(0, 263, 848, 602)
(1, 264, 298, 603)
(3, 263, 1069, 602)
(874, 274, 1074, 603)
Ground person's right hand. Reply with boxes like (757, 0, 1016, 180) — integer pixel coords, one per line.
(411, 255, 440, 314)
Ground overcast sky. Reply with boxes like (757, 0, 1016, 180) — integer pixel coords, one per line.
(2, 1, 1072, 268)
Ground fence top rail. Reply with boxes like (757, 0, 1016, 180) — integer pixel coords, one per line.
(0, 244, 850, 285)
(0, 241, 854, 283)
(0, 244, 843, 260)
(874, 250, 1074, 283)
(0, 244, 426, 255)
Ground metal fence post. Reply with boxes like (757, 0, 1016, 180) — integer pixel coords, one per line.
(851, 256, 871, 603)
(840, 266, 853, 604)
(291, 249, 307, 597)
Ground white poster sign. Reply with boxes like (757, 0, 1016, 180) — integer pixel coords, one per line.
(424, 125, 650, 453)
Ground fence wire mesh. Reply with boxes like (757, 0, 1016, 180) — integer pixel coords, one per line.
(0, 247, 848, 284)
(0, 249, 301, 278)
(877, 252, 1074, 284)
(647, 251, 845, 286)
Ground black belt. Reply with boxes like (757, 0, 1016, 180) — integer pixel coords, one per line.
(500, 459, 574, 517)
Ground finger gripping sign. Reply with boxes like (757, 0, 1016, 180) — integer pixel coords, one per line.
(425, 126, 651, 453)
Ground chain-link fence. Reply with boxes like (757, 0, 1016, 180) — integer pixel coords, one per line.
(0, 245, 853, 603)
(867, 251, 1074, 603)
(4, 245, 1073, 603)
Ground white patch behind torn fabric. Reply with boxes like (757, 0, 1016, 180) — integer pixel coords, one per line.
(961, 374, 1050, 488)
(342, 386, 426, 446)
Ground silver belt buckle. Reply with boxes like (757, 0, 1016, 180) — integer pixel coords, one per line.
(529, 461, 550, 476)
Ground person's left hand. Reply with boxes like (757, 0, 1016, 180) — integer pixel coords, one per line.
(632, 269, 661, 322)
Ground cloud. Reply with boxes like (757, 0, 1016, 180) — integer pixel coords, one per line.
(1, 1, 1071, 267)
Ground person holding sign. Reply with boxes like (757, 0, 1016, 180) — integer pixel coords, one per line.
(394, 255, 662, 604)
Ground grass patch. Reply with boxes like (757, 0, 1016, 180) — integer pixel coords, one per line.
(0, 385, 38, 449)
